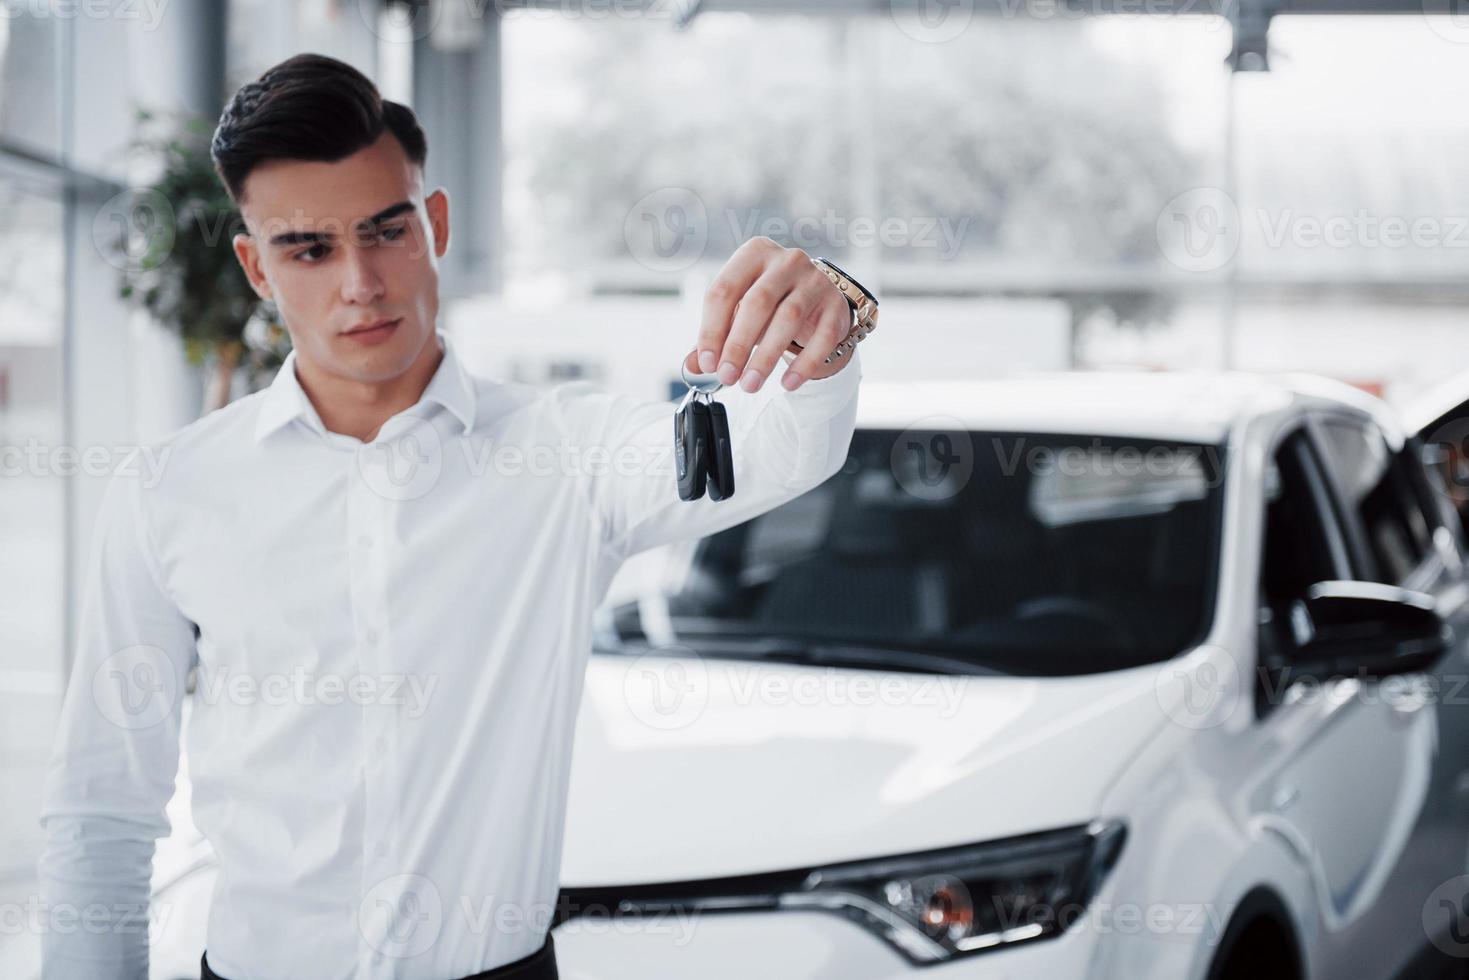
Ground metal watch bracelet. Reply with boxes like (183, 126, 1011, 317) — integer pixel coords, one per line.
(787, 257, 879, 365)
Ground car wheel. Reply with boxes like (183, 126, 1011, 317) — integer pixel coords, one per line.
(1207, 914, 1301, 980)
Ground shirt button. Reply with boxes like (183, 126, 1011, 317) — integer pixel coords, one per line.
(365, 629, 379, 645)
(375, 840, 389, 857)
(374, 736, 388, 753)
(357, 534, 374, 550)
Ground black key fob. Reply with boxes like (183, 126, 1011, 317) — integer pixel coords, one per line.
(675, 396, 709, 501)
(705, 400, 735, 501)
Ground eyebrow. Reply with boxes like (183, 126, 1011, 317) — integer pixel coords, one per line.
(267, 201, 415, 248)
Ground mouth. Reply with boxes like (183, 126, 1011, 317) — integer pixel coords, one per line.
(342, 317, 402, 339)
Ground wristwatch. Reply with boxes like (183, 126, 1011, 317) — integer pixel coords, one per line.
(787, 257, 879, 365)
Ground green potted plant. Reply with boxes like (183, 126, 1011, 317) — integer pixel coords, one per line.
(110, 108, 291, 415)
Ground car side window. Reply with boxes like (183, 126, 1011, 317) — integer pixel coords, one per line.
(1257, 430, 1347, 717)
(1317, 418, 1434, 585)
(1260, 430, 1342, 613)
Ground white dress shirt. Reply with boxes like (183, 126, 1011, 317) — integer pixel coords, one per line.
(37, 327, 860, 980)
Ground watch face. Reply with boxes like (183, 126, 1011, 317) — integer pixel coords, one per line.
(819, 258, 878, 306)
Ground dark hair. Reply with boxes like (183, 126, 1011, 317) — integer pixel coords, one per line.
(210, 52, 427, 205)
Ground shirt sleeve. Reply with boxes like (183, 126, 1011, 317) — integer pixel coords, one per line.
(552, 347, 862, 559)
(37, 456, 197, 979)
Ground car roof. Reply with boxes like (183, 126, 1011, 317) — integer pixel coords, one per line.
(1402, 367, 1469, 438)
(854, 370, 1398, 444)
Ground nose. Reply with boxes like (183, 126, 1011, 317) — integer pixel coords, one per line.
(339, 244, 385, 306)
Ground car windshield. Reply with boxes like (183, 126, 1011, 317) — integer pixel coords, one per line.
(598, 429, 1226, 676)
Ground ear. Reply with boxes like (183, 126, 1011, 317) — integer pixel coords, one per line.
(232, 232, 273, 302)
(425, 188, 450, 259)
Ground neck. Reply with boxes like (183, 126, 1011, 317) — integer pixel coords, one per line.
(296, 331, 445, 443)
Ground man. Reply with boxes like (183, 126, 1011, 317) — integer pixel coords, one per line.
(37, 53, 868, 980)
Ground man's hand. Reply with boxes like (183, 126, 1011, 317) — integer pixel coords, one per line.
(687, 237, 854, 394)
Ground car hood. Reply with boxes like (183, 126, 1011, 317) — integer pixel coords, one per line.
(560, 651, 1174, 885)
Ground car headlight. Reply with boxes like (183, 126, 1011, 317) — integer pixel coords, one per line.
(781, 820, 1125, 963)
(557, 820, 1125, 965)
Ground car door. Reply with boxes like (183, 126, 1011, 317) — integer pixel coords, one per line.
(1244, 422, 1436, 980)
(1303, 411, 1469, 975)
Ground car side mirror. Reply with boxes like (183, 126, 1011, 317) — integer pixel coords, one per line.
(1280, 580, 1449, 683)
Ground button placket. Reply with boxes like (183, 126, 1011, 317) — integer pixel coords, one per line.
(348, 446, 400, 907)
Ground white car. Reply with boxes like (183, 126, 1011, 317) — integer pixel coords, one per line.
(66, 372, 1469, 980)
(548, 372, 1469, 980)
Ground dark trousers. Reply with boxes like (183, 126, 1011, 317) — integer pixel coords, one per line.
(201, 932, 558, 980)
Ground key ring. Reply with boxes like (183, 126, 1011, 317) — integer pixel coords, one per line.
(680, 359, 725, 395)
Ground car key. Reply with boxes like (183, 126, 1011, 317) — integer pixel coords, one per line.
(675, 359, 733, 502)
(674, 385, 709, 501)
(704, 399, 735, 501)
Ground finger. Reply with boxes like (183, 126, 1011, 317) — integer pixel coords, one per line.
(720, 247, 814, 386)
(783, 297, 851, 390)
(697, 239, 774, 376)
(719, 262, 795, 387)
(682, 347, 702, 377)
(742, 280, 831, 393)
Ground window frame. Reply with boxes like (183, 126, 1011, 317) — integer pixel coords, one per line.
(1306, 410, 1439, 588)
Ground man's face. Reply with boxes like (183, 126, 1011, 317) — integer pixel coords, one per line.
(231, 130, 450, 386)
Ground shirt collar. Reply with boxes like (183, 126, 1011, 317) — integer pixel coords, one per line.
(253, 328, 477, 444)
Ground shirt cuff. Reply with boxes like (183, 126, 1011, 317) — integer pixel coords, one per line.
(777, 345, 863, 427)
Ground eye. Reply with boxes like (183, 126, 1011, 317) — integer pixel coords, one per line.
(295, 243, 331, 264)
(379, 224, 407, 242)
